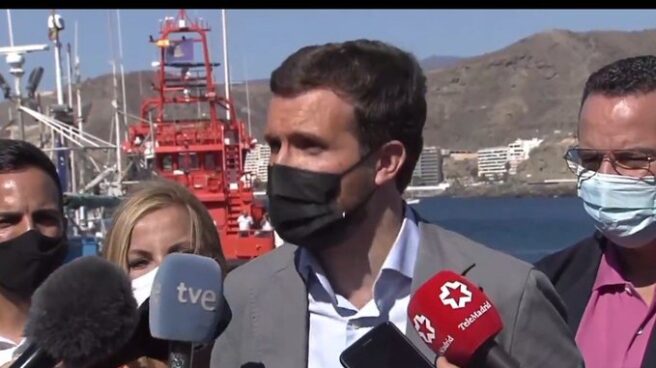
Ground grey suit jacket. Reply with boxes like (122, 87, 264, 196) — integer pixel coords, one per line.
(211, 217, 584, 368)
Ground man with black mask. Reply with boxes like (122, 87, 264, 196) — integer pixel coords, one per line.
(211, 40, 583, 368)
(0, 139, 68, 366)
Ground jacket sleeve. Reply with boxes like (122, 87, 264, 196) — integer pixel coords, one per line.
(507, 268, 584, 368)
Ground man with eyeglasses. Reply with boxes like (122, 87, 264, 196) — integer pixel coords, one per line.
(536, 55, 656, 368)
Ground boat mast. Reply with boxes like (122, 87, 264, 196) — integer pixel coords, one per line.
(6, 10, 14, 47)
(74, 21, 83, 135)
(52, 11, 65, 106)
(107, 11, 122, 184)
(66, 42, 76, 193)
(5, 9, 23, 141)
(66, 44, 73, 108)
(49, 9, 68, 192)
(116, 9, 129, 132)
(221, 9, 231, 120)
(243, 58, 252, 136)
(74, 20, 86, 225)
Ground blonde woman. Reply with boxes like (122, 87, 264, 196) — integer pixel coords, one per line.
(102, 179, 226, 368)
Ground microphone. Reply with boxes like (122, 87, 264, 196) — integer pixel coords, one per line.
(149, 253, 228, 368)
(12, 256, 140, 368)
(87, 298, 169, 368)
(407, 270, 520, 368)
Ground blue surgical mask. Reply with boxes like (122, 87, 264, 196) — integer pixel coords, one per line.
(578, 172, 656, 248)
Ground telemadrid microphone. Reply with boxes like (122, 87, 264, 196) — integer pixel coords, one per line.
(12, 256, 139, 368)
(149, 253, 228, 368)
(407, 270, 520, 368)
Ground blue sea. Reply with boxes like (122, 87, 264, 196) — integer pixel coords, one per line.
(411, 196, 594, 264)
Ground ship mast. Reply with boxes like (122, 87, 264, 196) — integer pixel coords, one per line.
(107, 10, 123, 186)
(116, 9, 129, 131)
(66, 42, 76, 193)
(51, 11, 65, 106)
(221, 9, 231, 120)
(5, 9, 22, 141)
(243, 58, 252, 136)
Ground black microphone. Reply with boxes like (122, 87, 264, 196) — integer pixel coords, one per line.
(87, 298, 169, 368)
(11, 256, 139, 368)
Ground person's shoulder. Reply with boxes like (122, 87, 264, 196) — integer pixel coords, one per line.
(224, 244, 296, 302)
(419, 220, 534, 275)
(536, 234, 597, 266)
(535, 234, 601, 282)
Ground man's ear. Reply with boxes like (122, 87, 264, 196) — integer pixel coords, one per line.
(374, 140, 406, 186)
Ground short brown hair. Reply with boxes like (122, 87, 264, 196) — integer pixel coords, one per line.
(270, 39, 427, 192)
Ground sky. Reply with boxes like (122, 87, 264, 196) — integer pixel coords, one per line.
(2, 9, 656, 93)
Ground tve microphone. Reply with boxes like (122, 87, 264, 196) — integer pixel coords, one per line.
(13, 256, 139, 368)
(149, 253, 227, 368)
(407, 270, 519, 368)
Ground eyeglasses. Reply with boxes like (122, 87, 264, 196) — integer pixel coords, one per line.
(564, 146, 656, 179)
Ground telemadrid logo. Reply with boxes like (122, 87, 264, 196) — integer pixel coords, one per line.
(413, 314, 436, 344)
(439, 281, 473, 309)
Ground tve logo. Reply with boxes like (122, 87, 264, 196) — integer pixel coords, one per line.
(149, 253, 225, 343)
(176, 282, 217, 311)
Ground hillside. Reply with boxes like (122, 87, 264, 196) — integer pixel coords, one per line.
(422, 28, 656, 151)
(419, 55, 463, 70)
(4, 28, 656, 183)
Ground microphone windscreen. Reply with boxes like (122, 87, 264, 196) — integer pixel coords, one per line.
(407, 270, 503, 366)
(24, 256, 139, 368)
(149, 253, 227, 343)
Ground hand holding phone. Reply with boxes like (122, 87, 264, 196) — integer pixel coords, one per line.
(339, 321, 434, 368)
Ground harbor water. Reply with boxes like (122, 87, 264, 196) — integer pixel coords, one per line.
(412, 196, 594, 264)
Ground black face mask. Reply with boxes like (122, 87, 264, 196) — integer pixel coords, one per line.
(267, 153, 376, 249)
(0, 230, 68, 298)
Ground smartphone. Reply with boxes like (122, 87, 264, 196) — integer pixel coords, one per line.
(339, 321, 434, 368)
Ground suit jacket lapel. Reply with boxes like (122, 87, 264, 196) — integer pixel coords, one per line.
(559, 238, 602, 333)
(642, 326, 656, 368)
(406, 218, 475, 363)
(254, 248, 309, 368)
(560, 263, 598, 333)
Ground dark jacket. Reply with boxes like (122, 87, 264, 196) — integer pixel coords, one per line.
(535, 232, 656, 368)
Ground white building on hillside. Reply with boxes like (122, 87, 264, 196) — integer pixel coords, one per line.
(477, 146, 509, 178)
(507, 138, 543, 174)
(411, 146, 443, 185)
(477, 138, 544, 179)
(244, 144, 271, 182)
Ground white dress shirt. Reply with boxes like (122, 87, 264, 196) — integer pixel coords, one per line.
(297, 205, 420, 368)
(0, 336, 26, 366)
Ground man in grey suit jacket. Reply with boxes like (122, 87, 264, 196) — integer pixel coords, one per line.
(211, 39, 583, 368)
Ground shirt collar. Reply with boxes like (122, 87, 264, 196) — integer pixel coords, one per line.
(0, 336, 17, 347)
(0, 336, 25, 350)
(297, 203, 419, 286)
(378, 204, 418, 279)
(593, 245, 628, 290)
